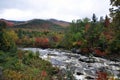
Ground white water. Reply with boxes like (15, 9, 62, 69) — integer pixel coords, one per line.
(22, 48, 120, 80)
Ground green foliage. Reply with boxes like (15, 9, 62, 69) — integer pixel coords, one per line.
(0, 21, 17, 52)
(61, 19, 88, 49)
(86, 22, 104, 48)
(109, 38, 120, 53)
(0, 50, 59, 80)
(109, 0, 120, 54)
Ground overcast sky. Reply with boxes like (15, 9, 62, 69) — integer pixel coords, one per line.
(0, 0, 110, 22)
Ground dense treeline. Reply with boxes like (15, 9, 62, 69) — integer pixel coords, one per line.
(14, 28, 63, 48)
(0, 20, 61, 80)
(0, 0, 119, 79)
(12, 12, 119, 56)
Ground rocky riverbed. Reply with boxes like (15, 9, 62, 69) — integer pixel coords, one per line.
(22, 48, 120, 80)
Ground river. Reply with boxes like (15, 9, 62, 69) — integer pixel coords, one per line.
(22, 48, 120, 80)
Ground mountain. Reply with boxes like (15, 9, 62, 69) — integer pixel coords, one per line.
(48, 19, 70, 27)
(7, 20, 25, 25)
(0, 18, 70, 31)
(0, 19, 15, 27)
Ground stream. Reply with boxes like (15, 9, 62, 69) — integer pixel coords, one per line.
(22, 48, 120, 80)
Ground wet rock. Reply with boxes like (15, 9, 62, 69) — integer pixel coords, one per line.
(76, 49, 81, 54)
(79, 58, 96, 63)
(85, 58, 96, 63)
(78, 58, 85, 62)
(48, 53, 57, 56)
(85, 76, 94, 79)
(76, 72, 84, 75)
(109, 63, 120, 67)
(71, 48, 81, 54)
(71, 48, 77, 53)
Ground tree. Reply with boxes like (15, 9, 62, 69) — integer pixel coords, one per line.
(92, 13, 97, 23)
(109, 0, 120, 54)
(110, 0, 120, 33)
(99, 16, 104, 23)
(0, 21, 17, 51)
(0, 21, 7, 50)
(104, 15, 110, 27)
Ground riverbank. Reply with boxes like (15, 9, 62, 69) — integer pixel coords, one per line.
(0, 50, 60, 80)
(22, 48, 120, 80)
(70, 48, 120, 62)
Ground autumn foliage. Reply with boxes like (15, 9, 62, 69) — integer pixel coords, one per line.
(35, 37, 50, 48)
(85, 23, 90, 32)
(104, 15, 110, 28)
(96, 71, 108, 80)
(94, 49, 106, 56)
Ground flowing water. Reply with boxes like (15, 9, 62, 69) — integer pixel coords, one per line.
(22, 48, 120, 80)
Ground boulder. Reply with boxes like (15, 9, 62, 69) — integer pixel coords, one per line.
(71, 48, 81, 54)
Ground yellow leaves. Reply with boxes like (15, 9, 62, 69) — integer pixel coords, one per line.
(6, 30, 18, 42)
(108, 77, 115, 80)
(72, 41, 82, 46)
(72, 42, 77, 46)
(3, 69, 22, 80)
(1, 29, 18, 50)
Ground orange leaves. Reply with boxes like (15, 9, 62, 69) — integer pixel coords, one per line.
(96, 71, 108, 80)
(94, 49, 106, 56)
(85, 24, 90, 32)
(41, 70, 47, 77)
(35, 37, 49, 44)
(35, 37, 50, 48)
(76, 41, 82, 46)
(104, 15, 110, 28)
(73, 41, 82, 47)
(17, 50, 23, 59)
(81, 48, 90, 53)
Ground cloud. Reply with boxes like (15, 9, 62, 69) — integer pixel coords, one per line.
(0, 9, 33, 20)
(0, 0, 110, 22)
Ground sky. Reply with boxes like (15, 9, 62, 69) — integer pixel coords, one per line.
(0, 0, 111, 22)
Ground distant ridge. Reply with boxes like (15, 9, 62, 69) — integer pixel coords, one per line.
(48, 19, 70, 27)
(0, 18, 70, 31)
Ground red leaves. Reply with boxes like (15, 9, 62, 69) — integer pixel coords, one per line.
(96, 71, 108, 80)
(35, 37, 50, 48)
(41, 70, 47, 77)
(76, 41, 82, 46)
(0, 19, 14, 27)
(85, 24, 90, 32)
(104, 15, 110, 27)
(94, 49, 106, 56)
(81, 48, 89, 53)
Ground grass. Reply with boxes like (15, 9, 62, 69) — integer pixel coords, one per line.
(0, 50, 59, 80)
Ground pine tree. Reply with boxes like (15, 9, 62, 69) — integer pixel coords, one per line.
(92, 13, 97, 23)
(109, 0, 120, 54)
(110, 0, 120, 33)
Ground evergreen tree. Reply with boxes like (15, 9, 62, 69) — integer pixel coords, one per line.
(99, 16, 104, 24)
(109, 0, 120, 53)
(0, 21, 7, 50)
(110, 0, 120, 32)
(92, 13, 97, 23)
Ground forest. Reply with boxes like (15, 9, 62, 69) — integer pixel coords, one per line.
(0, 0, 120, 80)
